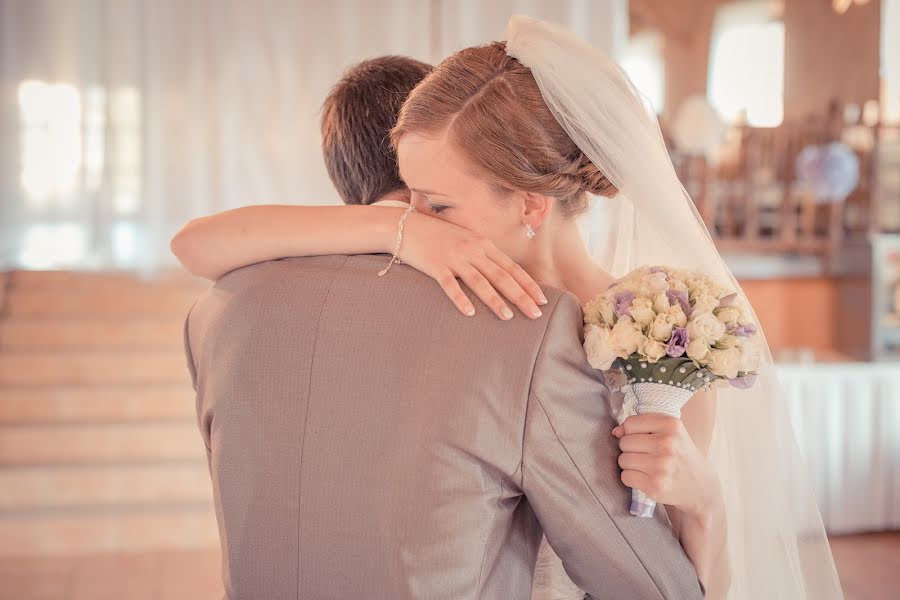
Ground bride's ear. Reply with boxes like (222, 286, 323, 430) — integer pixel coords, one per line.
(521, 192, 554, 229)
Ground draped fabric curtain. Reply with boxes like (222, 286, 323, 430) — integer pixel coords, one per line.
(0, 0, 625, 272)
(782, 362, 900, 533)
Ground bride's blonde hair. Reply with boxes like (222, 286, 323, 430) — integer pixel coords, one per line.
(391, 41, 617, 217)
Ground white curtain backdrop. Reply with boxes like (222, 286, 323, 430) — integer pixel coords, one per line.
(0, 0, 626, 272)
(781, 362, 900, 534)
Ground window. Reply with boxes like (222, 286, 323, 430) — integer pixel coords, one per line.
(883, 0, 900, 124)
(16, 80, 141, 268)
(707, 2, 784, 127)
(620, 31, 665, 115)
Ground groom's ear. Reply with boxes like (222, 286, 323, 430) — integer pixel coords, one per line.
(521, 192, 554, 228)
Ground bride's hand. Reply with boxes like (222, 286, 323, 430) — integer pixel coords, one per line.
(398, 212, 548, 320)
(612, 414, 721, 517)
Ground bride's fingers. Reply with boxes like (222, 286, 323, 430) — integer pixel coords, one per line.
(473, 256, 543, 319)
(435, 270, 476, 317)
(620, 469, 657, 496)
(616, 433, 658, 454)
(486, 247, 548, 306)
(617, 451, 658, 474)
(456, 265, 514, 320)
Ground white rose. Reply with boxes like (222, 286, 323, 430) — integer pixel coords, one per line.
(640, 338, 668, 362)
(584, 325, 618, 370)
(687, 312, 727, 345)
(715, 335, 738, 350)
(666, 304, 688, 327)
(692, 294, 720, 314)
(628, 297, 656, 327)
(670, 279, 688, 293)
(648, 312, 675, 342)
(609, 318, 645, 357)
(646, 272, 669, 293)
(653, 291, 670, 314)
(715, 306, 741, 325)
(688, 279, 710, 298)
(686, 339, 711, 362)
(599, 297, 616, 326)
(707, 347, 741, 378)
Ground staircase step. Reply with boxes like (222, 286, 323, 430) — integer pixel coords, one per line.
(0, 463, 211, 510)
(0, 318, 184, 350)
(0, 385, 194, 424)
(0, 351, 190, 386)
(5, 289, 201, 317)
(0, 509, 218, 556)
(0, 423, 204, 465)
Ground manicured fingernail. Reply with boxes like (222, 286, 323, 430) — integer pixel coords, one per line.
(501, 307, 514, 320)
(612, 426, 622, 437)
(531, 307, 543, 318)
(465, 306, 475, 316)
(538, 294, 548, 305)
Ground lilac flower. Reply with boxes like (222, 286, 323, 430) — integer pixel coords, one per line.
(666, 289, 692, 317)
(729, 374, 757, 389)
(667, 327, 689, 357)
(613, 290, 635, 317)
(734, 324, 758, 337)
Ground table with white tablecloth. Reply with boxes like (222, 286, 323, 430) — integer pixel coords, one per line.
(779, 362, 900, 533)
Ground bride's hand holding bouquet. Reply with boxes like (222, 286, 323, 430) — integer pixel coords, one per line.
(582, 265, 762, 518)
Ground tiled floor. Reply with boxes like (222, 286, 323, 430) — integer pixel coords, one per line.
(829, 532, 900, 600)
(0, 549, 222, 600)
(0, 532, 896, 599)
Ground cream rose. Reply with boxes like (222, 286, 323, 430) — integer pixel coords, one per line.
(686, 339, 711, 361)
(692, 294, 720, 315)
(648, 312, 675, 342)
(707, 347, 741, 378)
(599, 297, 616, 326)
(609, 318, 645, 357)
(628, 297, 656, 327)
(584, 325, 619, 370)
(646, 272, 669, 293)
(640, 338, 668, 362)
(715, 306, 741, 325)
(687, 312, 727, 345)
(653, 291, 670, 314)
(666, 304, 688, 328)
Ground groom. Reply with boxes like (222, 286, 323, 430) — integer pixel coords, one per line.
(183, 56, 704, 599)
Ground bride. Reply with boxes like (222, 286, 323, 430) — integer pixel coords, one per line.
(172, 16, 844, 600)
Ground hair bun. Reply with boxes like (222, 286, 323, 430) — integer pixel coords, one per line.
(576, 154, 618, 197)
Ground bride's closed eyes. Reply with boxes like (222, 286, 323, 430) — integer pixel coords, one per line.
(410, 189, 452, 215)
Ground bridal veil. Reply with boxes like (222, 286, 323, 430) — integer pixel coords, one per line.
(506, 15, 844, 599)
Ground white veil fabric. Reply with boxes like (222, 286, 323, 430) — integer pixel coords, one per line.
(506, 15, 844, 600)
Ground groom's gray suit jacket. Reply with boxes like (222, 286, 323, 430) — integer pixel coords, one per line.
(184, 255, 705, 599)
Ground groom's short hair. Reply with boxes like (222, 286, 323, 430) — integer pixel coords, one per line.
(321, 56, 432, 205)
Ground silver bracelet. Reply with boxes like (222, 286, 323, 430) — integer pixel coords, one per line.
(378, 205, 416, 277)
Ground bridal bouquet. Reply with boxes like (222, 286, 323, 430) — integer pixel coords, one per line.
(583, 265, 762, 517)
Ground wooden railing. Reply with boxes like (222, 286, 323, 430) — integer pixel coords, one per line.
(672, 123, 900, 259)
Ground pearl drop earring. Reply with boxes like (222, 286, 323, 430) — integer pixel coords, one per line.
(525, 223, 536, 239)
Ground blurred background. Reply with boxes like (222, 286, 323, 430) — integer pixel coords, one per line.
(0, 0, 898, 598)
